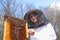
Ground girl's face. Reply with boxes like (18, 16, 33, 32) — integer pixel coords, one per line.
(30, 15, 37, 23)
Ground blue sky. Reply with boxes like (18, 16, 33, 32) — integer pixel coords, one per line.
(0, 0, 60, 9)
(22, 0, 60, 8)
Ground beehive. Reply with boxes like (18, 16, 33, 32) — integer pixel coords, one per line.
(3, 14, 29, 40)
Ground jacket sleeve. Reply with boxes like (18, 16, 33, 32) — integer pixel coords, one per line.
(44, 23, 57, 40)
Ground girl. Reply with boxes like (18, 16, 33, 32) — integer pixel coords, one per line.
(24, 9, 57, 40)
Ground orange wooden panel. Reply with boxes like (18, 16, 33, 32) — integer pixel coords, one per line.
(3, 20, 11, 40)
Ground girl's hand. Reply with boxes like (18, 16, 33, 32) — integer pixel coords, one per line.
(28, 29, 35, 36)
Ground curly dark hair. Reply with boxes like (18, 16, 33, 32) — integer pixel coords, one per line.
(24, 9, 49, 28)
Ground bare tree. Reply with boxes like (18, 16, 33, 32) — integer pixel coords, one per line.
(44, 3, 60, 40)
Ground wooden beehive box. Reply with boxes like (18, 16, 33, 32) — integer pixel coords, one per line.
(3, 14, 28, 40)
